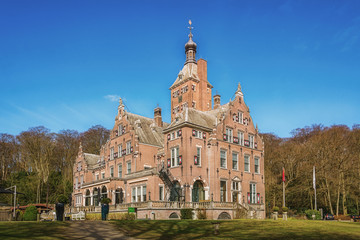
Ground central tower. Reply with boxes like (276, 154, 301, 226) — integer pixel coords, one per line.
(169, 21, 213, 122)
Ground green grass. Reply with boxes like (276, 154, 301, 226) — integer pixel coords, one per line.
(111, 219, 360, 240)
(0, 221, 69, 240)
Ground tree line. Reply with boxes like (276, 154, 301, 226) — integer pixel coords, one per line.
(0, 125, 109, 206)
(1, 124, 359, 216)
(262, 124, 360, 216)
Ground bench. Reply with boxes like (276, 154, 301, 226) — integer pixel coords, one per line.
(71, 211, 85, 220)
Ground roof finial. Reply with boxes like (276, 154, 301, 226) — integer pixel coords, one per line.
(188, 20, 193, 36)
(237, 82, 242, 92)
(119, 97, 123, 106)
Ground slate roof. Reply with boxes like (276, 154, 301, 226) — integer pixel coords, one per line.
(127, 112, 169, 147)
(170, 63, 199, 89)
(83, 153, 100, 168)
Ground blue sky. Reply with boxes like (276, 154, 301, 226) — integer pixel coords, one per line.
(0, 0, 359, 137)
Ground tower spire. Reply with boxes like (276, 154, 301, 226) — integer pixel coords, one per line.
(185, 20, 197, 65)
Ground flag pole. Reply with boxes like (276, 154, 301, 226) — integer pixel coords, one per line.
(282, 167, 285, 208)
(313, 166, 317, 211)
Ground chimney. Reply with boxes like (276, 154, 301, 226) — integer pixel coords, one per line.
(154, 107, 163, 127)
(197, 59, 207, 83)
(213, 94, 221, 109)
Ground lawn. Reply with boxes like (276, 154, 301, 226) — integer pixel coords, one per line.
(0, 221, 69, 240)
(0, 219, 359, 239)
(111, 219, 360, 240)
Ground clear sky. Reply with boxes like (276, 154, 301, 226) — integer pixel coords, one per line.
(0, 0, 359, 137)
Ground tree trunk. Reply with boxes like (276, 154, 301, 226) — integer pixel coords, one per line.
(37, 179, 41, 204)
(324, 175, 334, 215)
(46, 181, 49, 208)
(336, 179, 340, 216)
(341, 172, 347, 215)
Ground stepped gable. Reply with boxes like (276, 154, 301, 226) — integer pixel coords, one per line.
(83, 153, 100, 169)
(126, 112, 169, 147)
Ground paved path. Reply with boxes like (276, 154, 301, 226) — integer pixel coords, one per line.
(64, 221, 136, 240)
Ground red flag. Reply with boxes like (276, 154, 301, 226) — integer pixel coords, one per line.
(282, 167, 285, 182)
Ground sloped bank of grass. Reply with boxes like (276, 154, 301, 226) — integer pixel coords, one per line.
(111, 219, 360, 240)
(0, 221, 69, 240)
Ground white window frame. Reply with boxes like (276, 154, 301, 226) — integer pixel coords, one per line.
(232, 152, 238, 170)
(127, 161, 131, 174)
(118, 124, 123, 136)
(238, 111, 243, 124)
(80, 175, 84, 186)
(171, 147, 180, 167)
(244, 155, 250, 172)
(131, 185, 147, 202)
(118, 144, 122, 157)
(95, 173, 99, 181)
(220, 149, 227, 169)
(75, 177, 78, 189)
(110, 147, 114, 160)
(101, 172, 105, 179)
(255, 157, 260, 174)
(220, 180, 227, 202)
(249, 134, 254, 148)
(238, 131, 244, 146)
(118, 164, 122, 178)
(126, 141, 131, 155)
(250, 183, 256, 204)
(196, 146, 201, 166)
(159, 184, 164, 201)
(226, 128, 233, 143)
(110, 166, 114, 177)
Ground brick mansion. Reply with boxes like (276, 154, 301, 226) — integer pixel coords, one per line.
(72, 22, 265, 220)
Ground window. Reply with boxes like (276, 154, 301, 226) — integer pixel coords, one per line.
(232, 181, 240, 203)
(220, 181, 227, 202)
(250, 183, 256, 204)
(95, 173, 99, 180)
(220, 150, 227, 169)
(137, 186, 141, 202)
(171, 132, 175, 140)
(110, 166, 114, 177)
(238, 111, 243, 124)
(118, 144, 122, 157)
(244, 155, 250, 172)
(238, 131, 244, 146)
(132, 187, 136, 202)
(159, 185, 164, 201)
(110, 147, 114, 160)
(127, 161, 131, 174)
(196, 147, 201, 166)
(75, 195, 82, 206)
(142, 185, 147, 201)
(226, 128, 233, 143)
(126, 141, 131, 155)
(118, 164, 122, 178)
(193, 129, 203, 139)
(77, 162, 82, 171)
(118, 124, 123, 136)
(232, 152, 238, 170)
(80, 175, 84, 186)
(171, 147, 179, 167)
(75, 177, 78, 189)
(249, 134, 254, 148)
(101, 172, 105, 179)
(255, 157, 260, 174)
(232, 181, 239, 191)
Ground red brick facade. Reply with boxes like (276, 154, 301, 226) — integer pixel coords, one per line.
(72, 25, 265, 219)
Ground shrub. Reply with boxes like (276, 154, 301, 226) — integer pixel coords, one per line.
(334, 215, 351, 221)
(196, 209, 207, 220)
(304, 209, 321, 220)
(16, 209, 24, 221)
(57, 195, 67, 204)
(105, 212, 136, 220)
(101, 198, 111, 204)
(23, 205, 38, 221)
(180, 208, 193, 219)
(272, 206, 279, 212)
(282, 207, 289, 212)
(85, 213, 101, 220)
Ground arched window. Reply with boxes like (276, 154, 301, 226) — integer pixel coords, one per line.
(169, 181, 181, 201)
(115, 188, 124, 204)
(101, 186, 108, 200)
(93, 188, 100, 206)
(85, 190, 91, 206)
(192, 180, 205, 202)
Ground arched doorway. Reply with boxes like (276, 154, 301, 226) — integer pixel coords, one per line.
(101, 186, 108, 200)
(169, 212, 180, 219)
(218, 212, 231, 219)
(192, 180, 205, 202)
(93, 188, 100, 206)
(115, 188, 124, 204)
(169, 181, 181, 201)
(85, 190, 91, 206)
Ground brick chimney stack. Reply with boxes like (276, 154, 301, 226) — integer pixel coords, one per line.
(154, 107, 163, 127)
(213, 94, 221, 109)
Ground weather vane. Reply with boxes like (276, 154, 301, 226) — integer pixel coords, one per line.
(188, 20, 193, 34)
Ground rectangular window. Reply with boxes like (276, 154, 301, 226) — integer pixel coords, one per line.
(95, 173, 99, 180)
(77, 162, 82, 171)
(244, 155, 250, 172)
(250, 183, 256, 204)
(171, 147, 179, 167)
(197, 147, 201, 166)
(255, 157, 260, 174)
(132, 187, 136, 202)
(118, 164, 122, 178)
(110, 166, 114, 177)
(220, 181, 227, 202)
(127, 161, 131, 174)
(126, 141, 131, 155)
(142, 185, 147, 201)
(118, 124, 123, 136)
(101, 172, 105, 179)
(80, 175, 84, 185)
(238, 112, 243, 124)
(232, 181, 239, 191)
(137, 186, 141, 202)
(159, 186, 164, 201)
(110, 147, 114, 160)
(75, 177, 78, 189)
(249, 134, 254, 148)
(220, 150, 227, 169)
(238, 131, 244, 146)
(118, 144, 122, 157)
(226, 128, 233, 143)
(232, 152, 238, 170)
